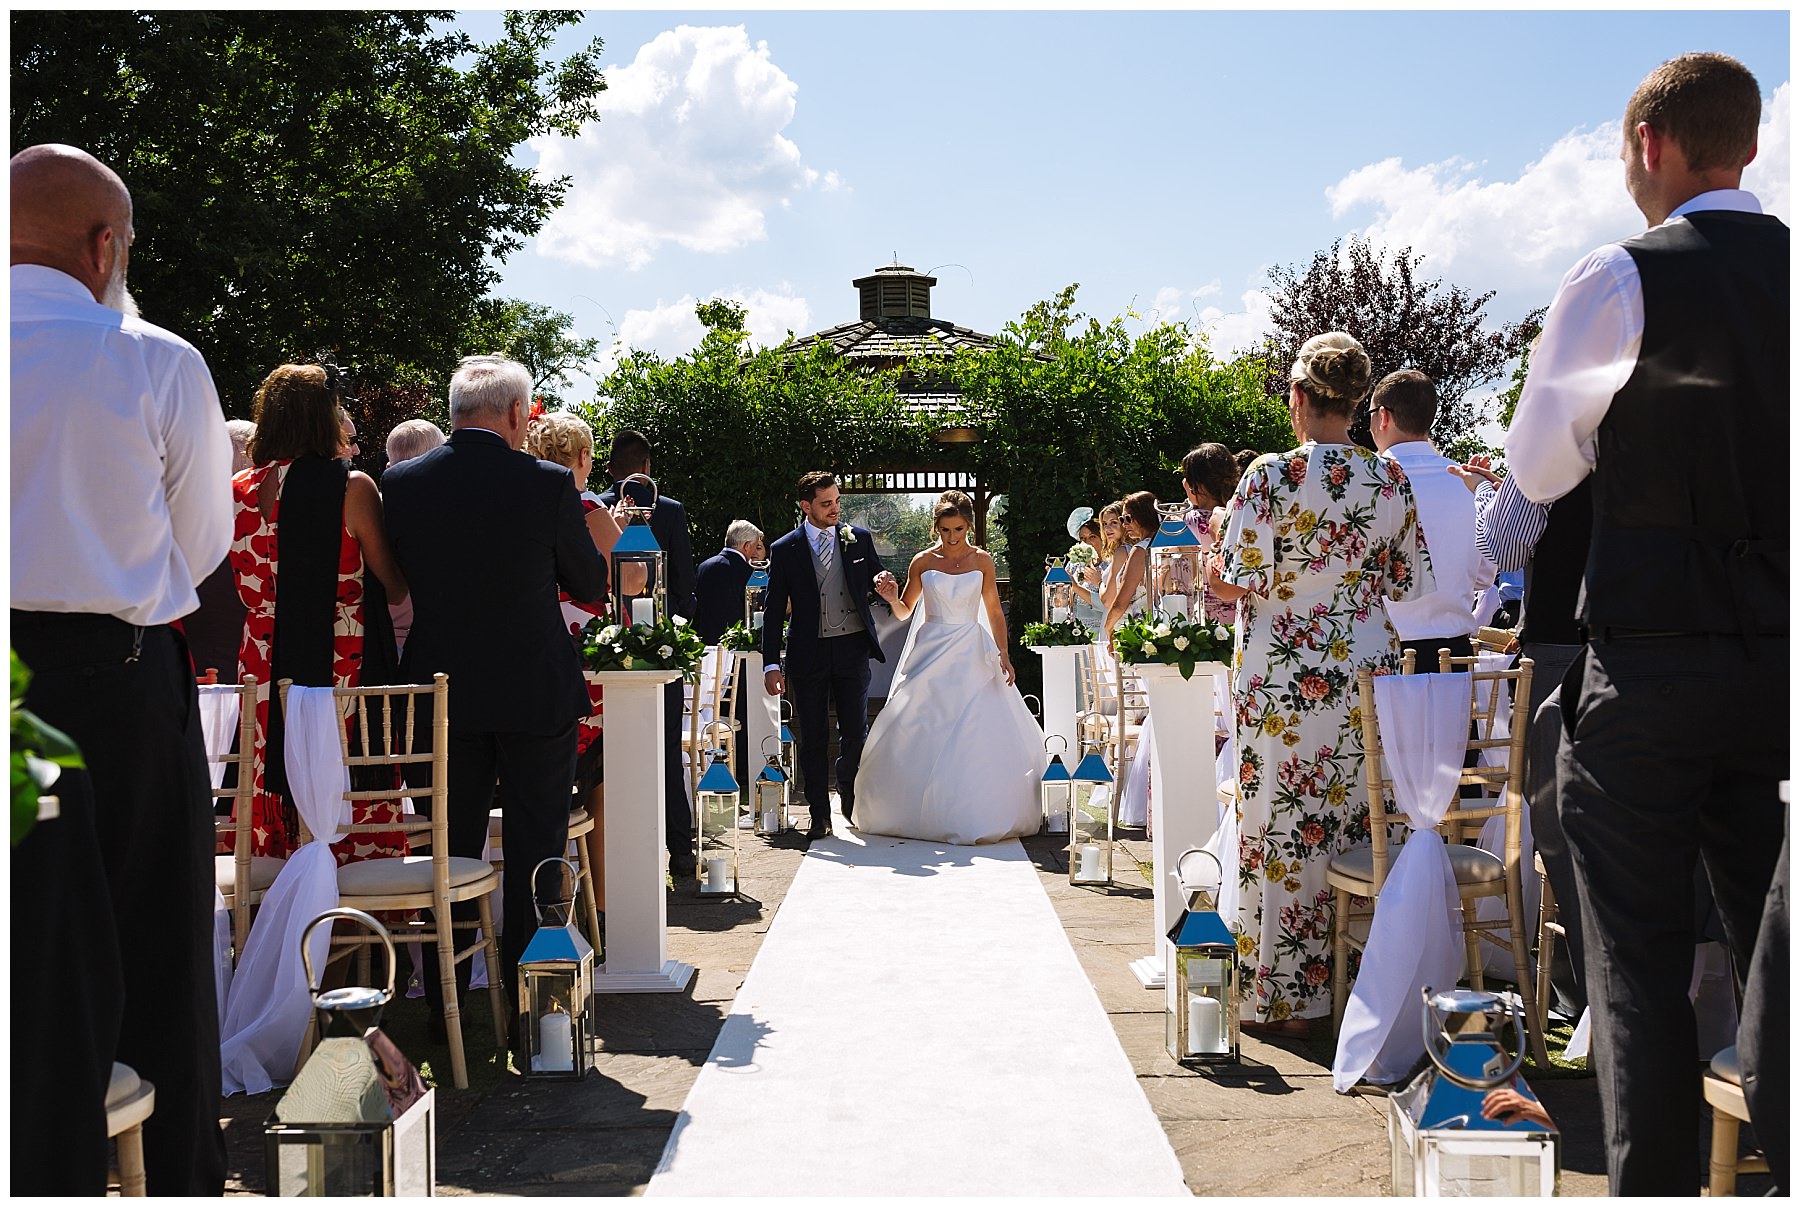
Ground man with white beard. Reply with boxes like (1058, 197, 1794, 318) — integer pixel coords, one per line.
(10, 143, 232, 1195)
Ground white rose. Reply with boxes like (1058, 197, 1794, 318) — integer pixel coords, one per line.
(621, 655, 635, 669)
(1214, 625, 1230, 642)
(600, 625, 620, 643)
(1142, 641, 1158, 656)
(1173, 635, 1190, 651)
(658, 644, 674, 658)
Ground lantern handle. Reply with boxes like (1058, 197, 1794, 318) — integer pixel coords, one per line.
(762, 734, 781, 760)
(1044, 733, 1068, 756)
(531, 856, 581, 923)
(1419, 985, 1527, 1091)
(1020, 693, 1041, 720)
(1174, 846, 1224, 894)
(701, 719, 733, 757)
(299, 907, 397, 1005)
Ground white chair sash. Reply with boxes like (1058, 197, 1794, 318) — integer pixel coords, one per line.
(218, 686, 349, 1095)
(1119, 713, 1152, 828)
(197, 682, 239, 790)
(1333, 672, 1471, 1091)
(213, 886, 234, 1023)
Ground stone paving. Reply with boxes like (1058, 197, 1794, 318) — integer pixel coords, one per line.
(218, 817, 1766, 1196)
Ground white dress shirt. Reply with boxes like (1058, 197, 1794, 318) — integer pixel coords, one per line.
(1380, 440, 1495, 641)
(11, 264, 233, 626)
(1504, 189, 1765, 503)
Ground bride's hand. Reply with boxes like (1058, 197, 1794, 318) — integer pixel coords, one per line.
(999, 657, 1016, 686)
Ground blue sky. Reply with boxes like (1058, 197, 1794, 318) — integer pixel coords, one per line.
(454, 9, 1790, 398)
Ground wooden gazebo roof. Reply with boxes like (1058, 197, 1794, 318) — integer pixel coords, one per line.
(782, 263, 1003, 373)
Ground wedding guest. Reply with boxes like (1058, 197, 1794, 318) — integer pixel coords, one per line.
(185, 426, 255, 678)
(1178, 442, 1240, 626)
(696, 519, 766, 644)
(12, 142, 233, 1195)
(226, 418, 256, 472)
(382, 355, 606, 1044)
(597, 430, 699, 878)
(1205, 331, 1434, 1034)
(1503, 53, 1786, 1194)
(1101, 491, 1157, 637)
(228, 364, 411, 863)
(1096, 502, 1127, 620)
(386, 417, 446, 467)
(1233, 448, 1259, 479)
(1070, 516, 1106, 630)
(1368, 370, 1494, 665)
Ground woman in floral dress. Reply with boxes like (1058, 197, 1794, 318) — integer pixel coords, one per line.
(230, 364, 410, 863)
(1205, 332, 1434, 1033)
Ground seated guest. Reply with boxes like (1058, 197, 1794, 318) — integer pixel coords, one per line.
(695, 519, 766, 644)
(229, 364, 411, 862)
(386, 417, 446, 467)
(1369, 369, 1495, 665)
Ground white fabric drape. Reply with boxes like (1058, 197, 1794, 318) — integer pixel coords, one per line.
(213, 886, 234, 1023)
(197, 683, 239, 790)
(1333, 672, 1471, 1091)
(218, 686, 349, 1095)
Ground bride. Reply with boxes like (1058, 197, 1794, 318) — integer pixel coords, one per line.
(853, 491, 1045, 845)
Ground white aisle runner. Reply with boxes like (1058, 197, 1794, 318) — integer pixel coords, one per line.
(646, 823, 1190, 1197)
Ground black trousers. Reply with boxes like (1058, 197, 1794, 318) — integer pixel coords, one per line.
(1739, 820, 1789, 1193)
(421, 723, 575, 1032)
(1520, 641, 1587, 1016)
(1557, 634, 1787, 1194)
(11, 613, 226, 1195)
(790, 636, 872, 821)
(664, 680, 694, 866)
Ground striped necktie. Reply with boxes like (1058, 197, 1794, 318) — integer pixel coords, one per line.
(815, 527, 834, 572)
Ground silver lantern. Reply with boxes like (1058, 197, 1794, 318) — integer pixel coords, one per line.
(1148, 503, 1204, 625)
(517, 858, 597, 1080)
(611, 493, 668, 627)
(745, 559, 771, 633)
(753, 736, 788, 836)
(1068, 750, 1115, 887)
(1042, 556, 1077, 626)
(265, 909, 435, 1197)
(1040, 735, 1072, 835)
(1165, 848, 1240, 1065)
(1389, 987, 1560, 1196)
(694, 722, 741, 895)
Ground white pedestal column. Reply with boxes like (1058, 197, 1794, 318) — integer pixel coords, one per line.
(1128, 661, 1226, 990)
(1028, 644, 1082, 758)
(589, 669, 695, 993)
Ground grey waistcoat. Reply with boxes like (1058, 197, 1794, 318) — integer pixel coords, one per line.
(811, 530, 866, 638)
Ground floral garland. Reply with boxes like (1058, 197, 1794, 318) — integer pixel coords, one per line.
(1022, 616, 1094, 648)
(578, 615, 706, 681)
(1112, 613, 1234, 680)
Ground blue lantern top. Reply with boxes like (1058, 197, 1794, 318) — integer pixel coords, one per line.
(1071, 750, 1114, 784)
(1167, 906, 1235, 950)
(696, 756, 739, 794)
(756, 759, 786, 785)
(1043, 563, 1076, 585)
(747, 567, 770, 590)
(1041, 753, 1072, 783)
(521, 918, 594, 965)
(780, 721, 793, 743)
(1411, 1045, 1556, 1134)
(1151, 517, 1202, 549)
(614, 522, 663, 553)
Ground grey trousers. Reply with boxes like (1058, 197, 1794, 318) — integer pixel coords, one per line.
(1520, 641, 1585, 1015)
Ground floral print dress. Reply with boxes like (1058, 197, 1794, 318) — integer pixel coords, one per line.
(1219, 443, 1433, 1023)
(230, 460, 407, 863)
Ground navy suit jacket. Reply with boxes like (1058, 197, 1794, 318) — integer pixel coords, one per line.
(382, 428, 606, 734)
(760, 523, 887, 674)
(597, 483, 698, 621)
(695, 548, 754, 645)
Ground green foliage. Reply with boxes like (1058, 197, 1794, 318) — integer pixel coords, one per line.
(11, 650, 84, 846)
(465, 298, 602, 405)
(1021, 617, 1094, 648)
(718, 622, 761, 653)
(577, 616, 706, 682)
(1112, 614, 1235, 680)
(1493, 323, 1541, 432)
(1260, 236, 1544, 452)
(11, 10, 606, 409)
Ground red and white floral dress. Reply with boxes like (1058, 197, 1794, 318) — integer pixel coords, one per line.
(566, 492, 609, 757)
(229, 460, 408, 863)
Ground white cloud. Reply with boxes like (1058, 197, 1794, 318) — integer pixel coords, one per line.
(1325, 81, 1790, 305)
(531, 26, 831, 269)
(1195, 287, 1276, 358)
(1144, 282, 1224, 325)
(595, 288, 812, 376)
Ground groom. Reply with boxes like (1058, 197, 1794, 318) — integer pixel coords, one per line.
(761, 470, 898, 839)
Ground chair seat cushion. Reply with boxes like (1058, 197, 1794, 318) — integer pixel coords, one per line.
(1329, 841, 1506, 887)
(215, 854, 284, 893)
(106, 1062, 140, 1108)
(337, 855, 495, 896)
(1711, 1045, 1742, 1085)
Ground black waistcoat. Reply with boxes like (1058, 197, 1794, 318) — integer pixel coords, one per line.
(1521, 476, 1592, 647)
(1580, 210, 1788, 635)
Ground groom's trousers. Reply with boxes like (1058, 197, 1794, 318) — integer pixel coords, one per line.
(791, 634, 872, 820)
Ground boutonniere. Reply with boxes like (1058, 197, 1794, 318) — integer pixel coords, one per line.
(839, 524, 856, 546)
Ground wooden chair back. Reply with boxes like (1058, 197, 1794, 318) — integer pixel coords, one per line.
(208, 675, 259, 955)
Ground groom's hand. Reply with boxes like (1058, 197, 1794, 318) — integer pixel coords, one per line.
(873, 570, 899, 603)
(764, 668, 785, 696)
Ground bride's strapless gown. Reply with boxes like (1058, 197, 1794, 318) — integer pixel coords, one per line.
(853, 570, 1046, 845)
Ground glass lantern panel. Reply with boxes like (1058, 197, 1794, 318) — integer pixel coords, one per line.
(754, 779, 785, 832)
(391, 1092, 434, 1198)
(1069, 782, 1112, 882)
(1040, 782, 1071, 833)
(1180, 952, 1232, 1056)
(524, 968, 580, 1073)
(698, 792, 738, 892)
(270, 1127, 388, 1196)
(1426, 1138, 1554, 1196)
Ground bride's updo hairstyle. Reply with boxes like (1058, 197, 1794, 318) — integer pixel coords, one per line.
(1289, 331, 1373, 417)
(934, 489, 977, 530)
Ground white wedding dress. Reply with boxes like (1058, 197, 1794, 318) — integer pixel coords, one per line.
(853, 570, 1045, 845)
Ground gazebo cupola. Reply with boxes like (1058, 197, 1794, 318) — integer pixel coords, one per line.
(853, 263, 937, 321)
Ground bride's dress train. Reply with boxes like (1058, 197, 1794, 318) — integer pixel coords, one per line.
(854, 570, 1045, 845)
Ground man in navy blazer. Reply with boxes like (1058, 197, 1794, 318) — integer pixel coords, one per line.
(694, 519, 765, 644)
(761, 471, 898, 838)
(597, 429, 700, 876)
(382, 355, 606, 1039)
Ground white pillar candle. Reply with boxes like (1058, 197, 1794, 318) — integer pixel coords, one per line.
(631, 598, 655, 627)
(536, 1010, 574, 1071)
(705, 856, 729, 892)
(752, 609, 764, 630)
(1050, 605, 1069, 624)
(1078, 843, 1103, 881)
(1186, 992, 1224, 1055)
(761, 808, 779, 832)
(1161, 594, 1189, 621)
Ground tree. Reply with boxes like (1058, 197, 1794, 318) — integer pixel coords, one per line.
(11, 10, 606, 409)
(464, 298, 602, 405)
(1259, 236, 1543, 456)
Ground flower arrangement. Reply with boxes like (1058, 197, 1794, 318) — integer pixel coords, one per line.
(1022, 616, 1094, 648)
(718, 621, 760, 652)
(1112, 613, 1234, 680)
(578, 615, 706, 681)
(11, 650, 82, 845)
(1065, 542, 1097, 568)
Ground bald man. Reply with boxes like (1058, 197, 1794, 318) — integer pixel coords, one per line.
(12, 144, 231, 1195)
